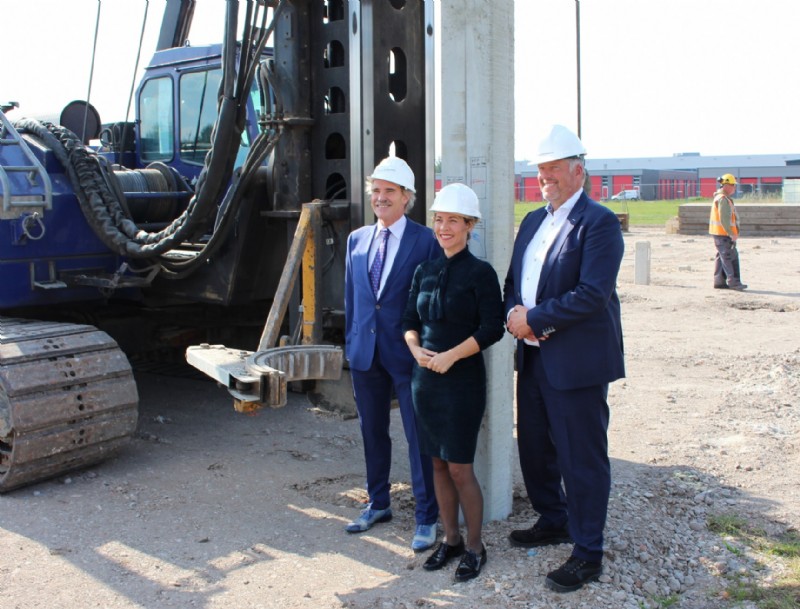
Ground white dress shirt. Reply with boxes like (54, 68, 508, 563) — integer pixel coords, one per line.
(369, 215, 407, 298)
(518, 189, 581, 345)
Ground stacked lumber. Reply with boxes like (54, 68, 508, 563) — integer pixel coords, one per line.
(677, 203, 800, 236)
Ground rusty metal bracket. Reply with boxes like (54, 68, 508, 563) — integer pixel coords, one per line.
(185, 343, 342, 408)
(258, 201, 325, 351)
(185, 200, 343, 409)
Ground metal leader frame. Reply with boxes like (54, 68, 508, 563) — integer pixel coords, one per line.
(186, 0, 434, 410)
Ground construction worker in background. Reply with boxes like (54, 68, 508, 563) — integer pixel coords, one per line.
(709, 174, 747, 291)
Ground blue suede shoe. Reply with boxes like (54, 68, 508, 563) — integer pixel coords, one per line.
(345, 506, 393, 533)
(411, 523, 437, 552)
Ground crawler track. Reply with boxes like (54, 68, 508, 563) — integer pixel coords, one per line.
(0, 317, 138, 492)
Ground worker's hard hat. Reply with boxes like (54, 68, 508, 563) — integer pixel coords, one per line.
(532, 124, 587, 165)
(430, 183, 481, 219)
(369, 156, 416, 193)
(718, 173, 737, 185)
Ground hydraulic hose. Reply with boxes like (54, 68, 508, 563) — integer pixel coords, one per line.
(13, 1, 286, 275)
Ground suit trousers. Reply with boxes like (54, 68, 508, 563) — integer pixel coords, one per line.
(516, 345, 611, 563)
(351, 350, 438, 526)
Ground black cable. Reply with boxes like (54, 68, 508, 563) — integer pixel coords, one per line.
(13, 1, 287, 276)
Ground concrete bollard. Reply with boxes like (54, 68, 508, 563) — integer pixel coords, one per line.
(635, 241, 651, 285)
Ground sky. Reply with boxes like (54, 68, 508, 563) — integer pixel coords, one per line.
(3, 0, 799, 161)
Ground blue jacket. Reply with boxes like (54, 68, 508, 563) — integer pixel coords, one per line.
(503, 193, 625, 390)
(345, 218, 441, 376)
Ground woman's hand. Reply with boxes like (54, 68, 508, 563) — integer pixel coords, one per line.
(410, 345, 438, 368)
(427, 350, 458, 374)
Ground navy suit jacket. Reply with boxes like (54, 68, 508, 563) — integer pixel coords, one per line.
(345, 218, 441, 377)
(503, 193, 625, 391)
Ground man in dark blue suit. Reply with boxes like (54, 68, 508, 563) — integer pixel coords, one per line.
(504, 125, 625, 592)
(344, 156, 440, 551)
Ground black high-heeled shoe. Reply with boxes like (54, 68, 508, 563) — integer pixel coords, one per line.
(422, 539, 465, 571)
(454, 545, 487, 582)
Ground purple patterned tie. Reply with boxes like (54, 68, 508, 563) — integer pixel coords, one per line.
(369, 228, 390, 296)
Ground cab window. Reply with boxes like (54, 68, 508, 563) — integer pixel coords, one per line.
(180, 69, 222, 165)
(181, 68, 258, 167)
(139, 77, 174, 162)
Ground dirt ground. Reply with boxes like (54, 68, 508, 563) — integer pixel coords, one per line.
(1, 228, 798, 608)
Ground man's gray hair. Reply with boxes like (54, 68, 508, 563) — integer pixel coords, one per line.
(568, 156, 586, 173)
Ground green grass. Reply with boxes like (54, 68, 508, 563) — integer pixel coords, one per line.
(638, 595, 680, 609)
(707, 513, 800, 608)
(514, 196, 783, 228)
(514, 200, 682, 227)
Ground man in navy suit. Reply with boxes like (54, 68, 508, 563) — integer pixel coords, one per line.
(504, 125, 625, 592)
(344, 156, 440, 551)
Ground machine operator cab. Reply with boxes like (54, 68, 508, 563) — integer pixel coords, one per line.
(101, 43, 270, 184)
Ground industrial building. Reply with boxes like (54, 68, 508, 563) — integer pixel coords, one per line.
(515, 153, 800, 202)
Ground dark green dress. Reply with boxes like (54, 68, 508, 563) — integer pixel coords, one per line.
(402, 247, 505, 463)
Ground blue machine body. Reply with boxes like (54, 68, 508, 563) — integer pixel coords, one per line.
(0, 43, 266, 312)
(0, 118, 124, 309)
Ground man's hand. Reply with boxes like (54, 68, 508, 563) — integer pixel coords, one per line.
(507, 305, 540, 341)
(506, 305, 547, 342)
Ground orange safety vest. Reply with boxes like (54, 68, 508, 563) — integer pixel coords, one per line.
(709, 191, 739, 237)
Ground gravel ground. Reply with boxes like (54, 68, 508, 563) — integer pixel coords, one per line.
(1, 229, 798, 608)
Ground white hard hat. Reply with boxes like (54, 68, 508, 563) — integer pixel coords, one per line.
(532, 124, 587, 165)
(430, 183, 481, 219)
(369, 156, 416, 193)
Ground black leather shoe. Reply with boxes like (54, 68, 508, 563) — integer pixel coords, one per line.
(453, 545, 487, 582)
(713, 283, 728, 289)
(509, 523, 572, 548)
(545, 556, 603, 593)
(422, 539, 464, 571)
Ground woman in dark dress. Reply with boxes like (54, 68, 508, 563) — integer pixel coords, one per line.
(402, 183, 504, 582)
